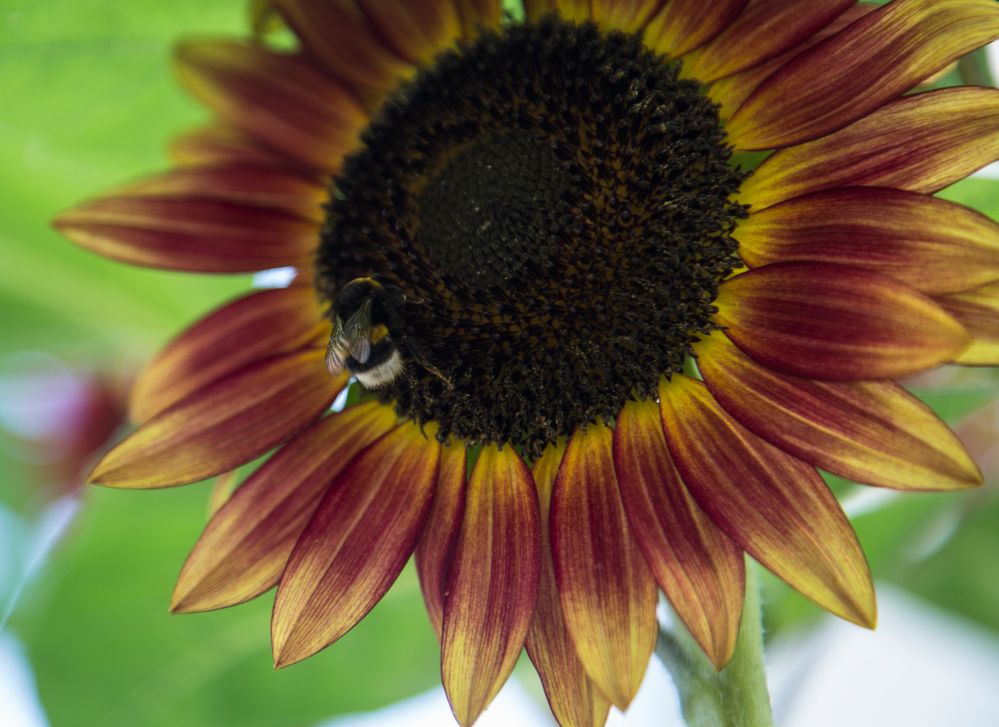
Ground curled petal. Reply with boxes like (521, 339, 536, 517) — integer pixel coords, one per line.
(415, 442, 467, 639)
(716, 263, 970, 381)
(172, 402, 398, 612)
(526, 444, 612, 727)
(736, 187, 999, 295)
(739, 87, 999, 209)
(90, 349, 345, 488)
(614, 399, 745, 669)
(683, 0, 855, 83)
(659, 376, 876, 627)
(697, 331, 982, 491)
(174, 40, 368, 170)
(441, 445, 541, 727)
(727, 0, 999, 149)
(271, 422, 441, 667)
(644, 0, 748, 58)
(130, 287, 326, 423)
(937, 282, 999, 365)
(551, 424, 658, 710)
(53, 195, 317, 273)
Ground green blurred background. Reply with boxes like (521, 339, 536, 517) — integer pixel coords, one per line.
(2, 1, 998, 726)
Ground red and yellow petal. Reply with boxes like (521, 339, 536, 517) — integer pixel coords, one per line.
(174, 40, 368, 171)
(171, 402, 398, 612)
(614, 399, 745, 669)
(727, 0, 999, 150)
(360, 1, 462, 67)
(130, 288, 326, 423)
(414, 442, 467, 639)
(551, 424, 658, 710)
(659, 376, 876, 627)
(90, 349, 345, 488)
(441, 445, 541, 727)
(715, 263, 970, 381)
(53, 195, 317, 273)
(271, 421, 441, 667)
(170, 126, 300, 170)
(708, 3, 877, 120)
(697, 331, 982, 491)
(118, 164, 326, 222)
(589, 0, 667, 34)
(735, 187, 999, 295)
(740, 87, 999, 209)
(682, 0, 855, 83)
(644, 0, 748, 58)
(526, 443, 612, 727)
(454, 0, 503, 38)
(937, 282, 999, 365)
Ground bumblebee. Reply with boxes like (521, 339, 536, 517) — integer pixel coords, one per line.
(325, 277, 406, 389)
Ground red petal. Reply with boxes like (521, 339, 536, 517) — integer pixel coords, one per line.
(269, 0, 416, 108)
(614, 399, 745, 669)
(551, 424, 658, 709)
(119, 164, 326, 222)
(727, 0, 999, 149)
(937, 282, 999, 365)
(455, 0, 503, 38)
(697, 331, 982, 491)
(716, 263, 970, 380)
(171, 402, 398, 612)
(53, 194, 317, 273)
(526, 443, 612, 727)
(736, 187, 999, 295)
(361, 1, 462, 66)
(441, 445, 541, 727)
(740, 87, 999, 209)
(659, 376, 876, 627)
(174, 40, 368, 170)
(591, 0, 667, 33)
(130, 288, 326, 423)
(90, 349, 346, 488)
(271, 421, 440, 667)
(645, 0, 748, 58)
(683, 0, 855, 83)
(170, 125, 299, 170)
(414, 442, 467, 639)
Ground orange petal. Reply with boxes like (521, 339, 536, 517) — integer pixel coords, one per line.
(659, 376, 876, 627)
(739, 86, 999, 209)
(90, 349, 345, 488)
(454, 0, 503, 38)
(361, 0, 462, 66)
(118, 164, 326, 222)
(697, 331, 982, 491)
(590, 0, 667, 34)
(645, 0, 748, 58)
(526, 443, 612, 727)
(551, 424, 658, 710)
(271, 421, 441, 667)
(441, 445, 541, 727)
(614, 399, 745, 669)
(715, 262, 970, 381)
(727, 0, 999, 150)
(708, 3, 876, 120)
(130, 288, 326, 423)
(169, 126, 302, 170)
(414, 442, 467, 639)
(269, 0, 416, 109)
(171, 402, 398, 612)
(736, 187, 999, 295)
(683, 0, 855, 83)
(174, 40, 368, 170)
(53, 194, 317, 273)
(937, 282, 999, 365)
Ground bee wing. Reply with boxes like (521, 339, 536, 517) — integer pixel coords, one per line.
(326, 299, 374, 375)
(325, 317, 350, 375)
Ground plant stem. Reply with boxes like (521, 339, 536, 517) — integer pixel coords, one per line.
(656, 559, 775, 727)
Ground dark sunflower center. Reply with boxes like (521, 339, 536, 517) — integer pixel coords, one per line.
(317, 16, 747, 457)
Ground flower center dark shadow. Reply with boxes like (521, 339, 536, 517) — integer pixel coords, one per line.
(317, 16, 747, 457)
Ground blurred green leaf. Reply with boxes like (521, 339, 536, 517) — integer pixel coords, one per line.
(14, 485, 441, 727)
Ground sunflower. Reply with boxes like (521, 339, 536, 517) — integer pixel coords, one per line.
(54, 0, 999, 725)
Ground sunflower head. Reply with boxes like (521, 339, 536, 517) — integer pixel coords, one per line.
(53, 1, 999, 725)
